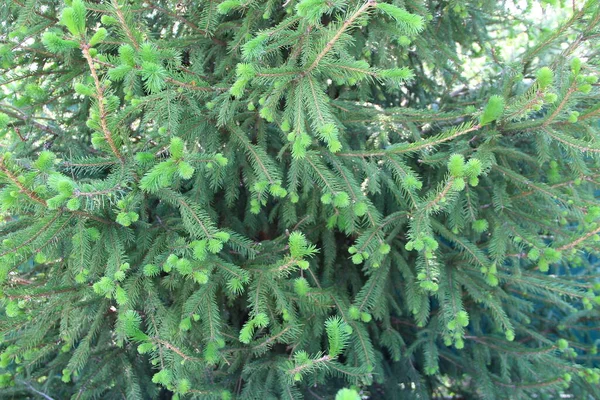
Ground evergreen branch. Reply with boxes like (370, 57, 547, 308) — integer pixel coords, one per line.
(543, 127, 600, 153)
(70, 210, 115, 225)
(350, 323, 375, 368)
(501, 274, 587, 299)
(214, 261, 249, 280)
(343, 109, 471, 124)
(542, 82, 576, 128)
(12, 0, 57, 22)
(389, 123, 480, 155)
(321, 61, 377, 79)
(579, 104, 600, 121)
(73, 350, 122, 400)
(5, 285, 80, 300)
(556, 225, 600, 251)
(2, 2, 599, 398)
(255, 69, 300, 78)
(251, 326, 293, 353)
(304, 154, 338, 194)
(0, 69, 67, 86)
(304, 267, 374, 369)
(493, 377, 566, 390)
(0, 104, 61, 138)
(288, 355, 331, 375)
(61, 160, 116, 168)
(0, 156, 47, 206)
(229, 126, 279, 184)
(304, 0, 376, 74)
(17, 379, 56, 400)
(354, 263, 389, 313)
(354, 212, 406, 254)
(493, 165, 569, 205)
(304, 76, 330, 126)
(0, 214, 61, 257)
(338, 122, 480, 157)
(465, 336, 554, 355)
(502, 88, 547, 123)
(164, 77, 222, 92)
(327, 155, 380, 226)
(144, 0, 226, 45)
(432, 220, 490, 269)
(508, 174, 600, 202)
(420, 178, 454, 214)
(175, 197, 212, 238)
(384, 156, 419, 207)
(522, 8, 584, 63)
(80, 45, 124, 163)
(111, 0, 139, 49)
(152, 338, 201, 362)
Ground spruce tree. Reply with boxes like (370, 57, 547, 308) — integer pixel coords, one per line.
(0, 0, 599, 398)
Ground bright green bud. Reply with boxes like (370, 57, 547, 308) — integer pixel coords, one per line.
(527, 248, 540, 261)
(536, 67, 554, 89)
(101, 15, 118, 25)
(89, 28, 107, 46)
(465, 158, 482, 177)
(571, 57, 581, 74)
(114, 270, 126, 282)
(413, 239, 425, 251)
(177, 161, 195, 179)
(138, 342, 154, 354)
(333, 192, 350, 208)
(179, 317, 192, 331)
(214, 232, 230, 242)
(348, 306, 360, 320)
(544, 92, 558, 103)
(398, 35, 411, 46)
(170, 137, 185, 159)
(294, 277, 310, 296)
(74, 83, 95, 97)
(360, 312, 372, 323)
(487, 274, 499, 286)
(190, 240, 208, 261)
(557, 338, 569, 351)
(472, 219, 488, 233)
(351, 254, 363, 264)
(214, 154, 228, 166)
(379, 243, 391, 255)
(448, 154, 465, 177)
(321, 193, 332, 204)
(66, 197, 81, 211)
(452, 177, 466, 191)
(480, 95, 505, 125)
(568, 111, 579, 123)
(250, 199, 260, 214)
(116, 212, 132, 227)
(353, 202, 368, 217)
(579, 84, 592, 94)
(193, 271, 209, 284)
(34, 252, 47, 264)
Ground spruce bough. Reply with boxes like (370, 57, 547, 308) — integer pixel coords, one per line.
(0, 0, 599, 398)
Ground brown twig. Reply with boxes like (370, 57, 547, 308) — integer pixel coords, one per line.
(80, 44, 125, 163)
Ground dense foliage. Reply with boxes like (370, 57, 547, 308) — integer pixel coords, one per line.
(0, 0, 600, 398)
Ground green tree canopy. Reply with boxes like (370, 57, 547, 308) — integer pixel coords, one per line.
(0, 0, 599, 399)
